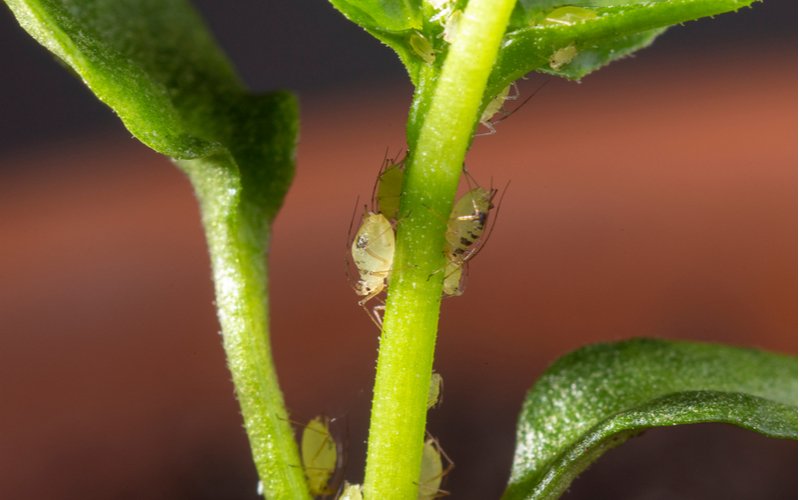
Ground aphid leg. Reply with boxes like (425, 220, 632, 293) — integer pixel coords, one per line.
(474, 119, 497, 137)
(371, 303, 386, 328)
(358, 299, 384, 330)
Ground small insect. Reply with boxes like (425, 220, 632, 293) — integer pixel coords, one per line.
(374, 153, 405, 222)
(549, 44, 578, 70)
(338, 482, 363, 500)
(541, 5, 598, 26)
(417, 437, 454, 499)
(427, 371, 444, 410)
(351, 210, 395, 326)
(301, 416, 339, 496)
(445, 185, 498, 264)
(409, 31, 436, 64)
(478, 84, 518, 135)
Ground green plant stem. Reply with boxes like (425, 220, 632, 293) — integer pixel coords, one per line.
(180, 157, 310, 500)
(362, 0, 517, 497)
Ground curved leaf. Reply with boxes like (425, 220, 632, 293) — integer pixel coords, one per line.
(4, 0, 297, 219)
(487, 0, 757, 98)
(503, 339, 797, 500)
(330, 0, 757, 113)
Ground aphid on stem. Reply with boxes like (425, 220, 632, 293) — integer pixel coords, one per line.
(371, 149, 406, 222)
(476, 79, 550, 136)
(417, 436, 454, 499)
(294, 415, 347, 497)
(349, 209, 395, 327)
(427, 371, 444, 409)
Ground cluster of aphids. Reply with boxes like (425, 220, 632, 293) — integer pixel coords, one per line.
(293, 373, 450, 499)
(349, 152, 500, 328)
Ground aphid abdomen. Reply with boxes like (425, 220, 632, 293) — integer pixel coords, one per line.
(444, 187, 495, 261)
(351, 212, 395, 307)
(301, 416, 338, 496)
(351, 213, 395, 274)
(376, 160, 404, 221)
(442, 259, 465, 297)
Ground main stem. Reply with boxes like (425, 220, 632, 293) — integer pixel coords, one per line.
(182, 157, 310, 500)
(362, 0, 517, 497)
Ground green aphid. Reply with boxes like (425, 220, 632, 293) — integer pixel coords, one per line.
(409, 31, 436, 64)
(376, 159, 404, 221)
(417, 437, 452, 499)
(427, 371, 444, 409)
(301, 416, 338, 496)
(541, 5, 598, 26)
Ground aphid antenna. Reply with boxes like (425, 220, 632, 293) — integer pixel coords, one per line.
(495, 77, 551, 126)
(344, 196, 363, 288)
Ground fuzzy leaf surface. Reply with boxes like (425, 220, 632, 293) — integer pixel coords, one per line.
(504, 338, 797, 500)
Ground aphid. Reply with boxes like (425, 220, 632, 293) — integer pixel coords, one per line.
(549, 44, 578, 70)
(444, 186, 498, 264)
(374, 155, 405, 222)
(338, 482, 363, 500)
(409, 31, 436, 64)
(301, 416, 339, 496)
(541, 6, 598, 26)
(427, 371, 444, 409)
(441, 8, 462, 43)
(478, 84, 517, 135)
(417, 437, 454, 499)
(351, 210, 395, 325)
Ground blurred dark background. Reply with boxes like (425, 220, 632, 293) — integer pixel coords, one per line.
(0, 1, 796, 499)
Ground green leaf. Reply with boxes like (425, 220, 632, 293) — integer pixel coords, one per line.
(4, 0, 297, 219)
(487, 0, 757, 98)
(4, 1, 307, 497)
(503, 339, 797, 500)
(330, 0, 757, 107)
(328, 0, 428, 85)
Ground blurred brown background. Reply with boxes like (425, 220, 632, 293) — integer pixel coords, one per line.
(0, 1, 796, 499)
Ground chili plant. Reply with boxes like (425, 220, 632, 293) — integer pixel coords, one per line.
(3, 0, 796, 498)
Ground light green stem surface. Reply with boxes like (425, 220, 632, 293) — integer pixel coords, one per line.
(180, 157, 311, 500)
(362, 0, 517, 497)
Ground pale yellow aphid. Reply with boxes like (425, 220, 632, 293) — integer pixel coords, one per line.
(338, 482, 363, 500)
(427, 371, 444, 409)
(409, 31, 436, 64)
(478, 84, 519, 135)
(445, 186, 497, 264)
(442, 9, 462, 43)
(541, 5, 598, 26)
(351, 210, 395, 326)
(351, 211, 395, 305)
(375, 158, 404, 222)
(549, 44, 578, 70)
(301, 416, 338, 496)
(417, 437, 454, 499)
